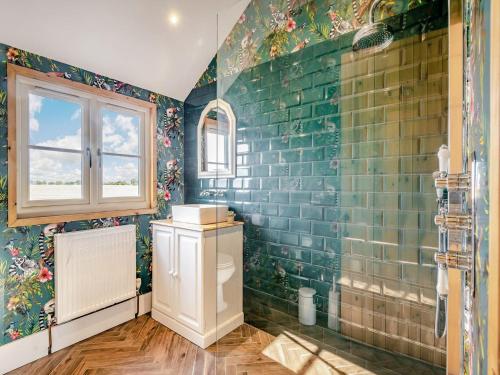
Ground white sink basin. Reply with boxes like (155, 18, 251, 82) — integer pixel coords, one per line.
(171, 204, 228, 225)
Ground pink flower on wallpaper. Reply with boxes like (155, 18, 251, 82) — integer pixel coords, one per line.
(286, 17, 296, 32)
(238, 14, 246, 24)
(9, 330, 21, 340)
(164, 190, 171, 201)
(163, 137, 172, 148)
(10, 247, 20, 257)
(38, 267, 53, 283)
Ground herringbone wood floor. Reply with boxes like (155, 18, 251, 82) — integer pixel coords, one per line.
(9, 315, 441, 375)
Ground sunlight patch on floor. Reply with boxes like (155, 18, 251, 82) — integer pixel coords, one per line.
(261, 330, 381, 374)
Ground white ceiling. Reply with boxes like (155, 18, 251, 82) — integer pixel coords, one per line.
(0, 0, 250, 101)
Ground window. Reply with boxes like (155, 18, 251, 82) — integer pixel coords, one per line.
(8, 64, 157, 226)
(197, 99, 235, 178)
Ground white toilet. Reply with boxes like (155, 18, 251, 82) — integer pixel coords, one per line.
(216, 253, 235, 313)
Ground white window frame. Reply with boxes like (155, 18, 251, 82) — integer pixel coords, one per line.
(7, 64, 157, 227)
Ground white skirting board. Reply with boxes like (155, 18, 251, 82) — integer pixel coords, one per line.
(0, 293, 152, 374)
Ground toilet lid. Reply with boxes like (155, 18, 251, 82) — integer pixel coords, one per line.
(217, 253, 234, 268)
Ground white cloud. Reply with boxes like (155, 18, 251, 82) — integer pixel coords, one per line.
(29, 149, 81, 183)
(29, 94, 43, 132)
(38, 128, 82, 150)
(102, 114, 139, 155)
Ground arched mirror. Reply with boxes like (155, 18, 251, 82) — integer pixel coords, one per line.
(197, 99, 235, 178)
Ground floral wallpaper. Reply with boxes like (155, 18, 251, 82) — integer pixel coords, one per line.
(217, 0, 429, 76)
(464, 0, 490, 374)
(0, 44, 184, 346)
(195, 0, 431, 87)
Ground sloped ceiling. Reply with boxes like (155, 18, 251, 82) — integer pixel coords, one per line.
(0, 0, 250, 101)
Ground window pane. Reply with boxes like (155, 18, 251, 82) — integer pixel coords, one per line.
(29, 93, 82, 150)
(102, 155, 139, 198)
(29, 149, 82, 200)
(101, 108, 140, 155)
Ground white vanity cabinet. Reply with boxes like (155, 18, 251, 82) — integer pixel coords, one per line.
(151, 220, 243, 349)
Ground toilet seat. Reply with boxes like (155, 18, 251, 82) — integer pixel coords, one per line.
(217, 253, 234, 269)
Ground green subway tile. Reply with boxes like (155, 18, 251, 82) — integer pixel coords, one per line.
(235, 191, 251, 201)
(290, 247, 312, 263)
(280, 232, 300, 246)
(312, 221, 339, 238)
(261, 203, 279, 216)
(289, 75, 312, 92)
(252, 165, 270, 177)
(279, 205, 300, 217)
(253, 140, 270, 152)
(280, 177, 301, 191)
(289, 192, 311, 203)
(281, 92, 301, 108)
(302, 87, 324, 104)
(301, 177, 324, 191)
(242, 178, 260, 189)
(302, 119, 325, 133)
(270, 191, 289, 203)
(270, 164, 289, 176)
(324, 238, 341, 252)
(326, 85, 338, 100)
(269, 109, 289, 123)
(261, 178, 279, 190)
(289, 134, 312, 148)
(269, 217, 289, 230)
(311, 192, 338, 206)
(290, 163, 312, 176)
(261, 151, 279, 164)
(261, 125, 279, 138)
(280, 150, 301, 163)
(301, 148, 325, 162)
(290, 105, 312, 120)
(313, 132, 340, 147)
(271, 137, 290, 150)
(301, 205, 323, 220)
(290, 219, 311, 233)
(324, 177, 341, 191)
(261, 98, 280, 113)
(300, 235, 324, 250)
(313, 69, 339, 86)
(251, 191, 270, 202)
(314, 102, 338, 117)
(312, 161, 339, 176)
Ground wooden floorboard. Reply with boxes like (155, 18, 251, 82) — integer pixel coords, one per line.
(8, 315, 441, 375)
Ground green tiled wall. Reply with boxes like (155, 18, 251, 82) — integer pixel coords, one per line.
(185, 2, 448, 367)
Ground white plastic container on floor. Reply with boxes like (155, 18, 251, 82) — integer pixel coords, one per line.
(298, 287, 317, 325)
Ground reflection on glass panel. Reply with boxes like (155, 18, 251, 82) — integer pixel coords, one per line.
(29, 149, 82, 200)
(101, 108, 140, 155)
(29, 93, 82, 150)
(102, 155, 139, 198)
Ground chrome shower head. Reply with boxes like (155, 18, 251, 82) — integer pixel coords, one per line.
(352, 0, 394, 54)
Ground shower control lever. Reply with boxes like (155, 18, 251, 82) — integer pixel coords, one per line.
(434, 251, 472, 271)
(433, 172, 470, 192)
(434, 213, 472, 231)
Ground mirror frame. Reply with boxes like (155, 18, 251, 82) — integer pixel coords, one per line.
(197, 99, 236, 179)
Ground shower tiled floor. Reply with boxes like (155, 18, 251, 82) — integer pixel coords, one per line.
(245, 312, 446, 375)
(10, 314, 445, 374)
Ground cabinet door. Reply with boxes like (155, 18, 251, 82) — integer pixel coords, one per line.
(174, 228, 203, 332)
(152, 226, 176, 316)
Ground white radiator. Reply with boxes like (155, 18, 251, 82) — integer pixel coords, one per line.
(54, 225, 136, 324)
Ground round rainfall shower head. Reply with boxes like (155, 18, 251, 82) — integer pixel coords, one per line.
(352, 22, 394, 54)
